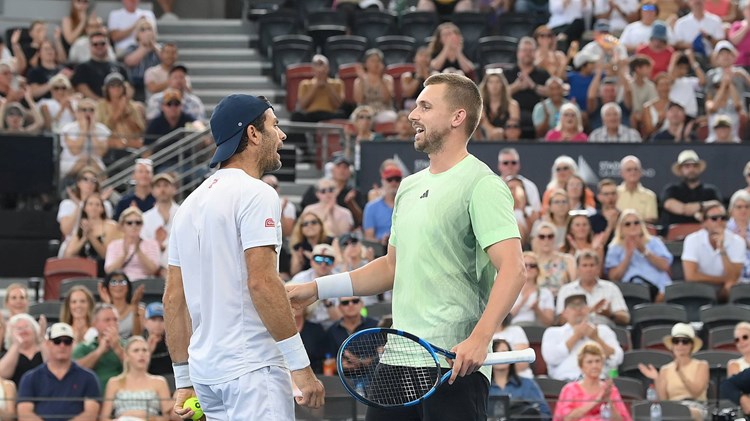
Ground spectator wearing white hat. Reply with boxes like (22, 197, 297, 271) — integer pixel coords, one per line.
(288, 244, 343, 328)
(290, 54, 346, 123)
(708, 114, 741, 142)
(705, 40, 749, 140)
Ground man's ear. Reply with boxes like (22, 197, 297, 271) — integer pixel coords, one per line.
(246, 125, 261, 145)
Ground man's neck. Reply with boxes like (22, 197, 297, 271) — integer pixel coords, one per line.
(134, 185, 151, 198)
(157, 200, 173, 211)
(606, 126, 620, 136)
(384, 193, 396, 206)
(580, 278, 598, 291)
(624, 180, 639, 191)
(684, 179, 701, 189)
(165, 114, 180, 127)
(47, 360, 72, 377)
(341, 316, 362, 331)
(428, 139, 469, 174)
(692, 10, 704, 19)
(518, 62, 534, 73)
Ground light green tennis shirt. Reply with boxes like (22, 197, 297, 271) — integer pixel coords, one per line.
(386, 154, 520, 380)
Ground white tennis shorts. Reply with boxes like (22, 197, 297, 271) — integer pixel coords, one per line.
(193, 365, 294, 420)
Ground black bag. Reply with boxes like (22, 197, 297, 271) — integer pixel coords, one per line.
(628, 275, 659, 301)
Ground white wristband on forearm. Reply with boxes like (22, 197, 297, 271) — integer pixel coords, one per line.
(172, 363, 192, 389)
(277, 333, 310, 371)
(316, 272, 353, 300)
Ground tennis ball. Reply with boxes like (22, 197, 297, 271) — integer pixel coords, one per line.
(183, 397, 203, 420)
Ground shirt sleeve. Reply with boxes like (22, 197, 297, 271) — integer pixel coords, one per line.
(553, 382, 579, 420)
(599, 325, 624, 367)
(649, 237, 674, 264)
(167, 222, 180, 267)
(727, 234, 747, 264)
(610, 386, 633, 421)
(607, 283, 629, 315)
(16, 370, 35, 402)
(239, 184, 282, 250)
(539, 288, 555, 311)
(363, 201, 376, 231)
(105, 240, 124, 270)
(541, 327, 569, 367)
(644, 190, 658, 221)
(604, 243, 623, 271)
(57, 200, 76, 222)
(72, 342, 94, 360)
(84, 369, 102, 398)
(469, 175, 520, 250)
(141, 239, 162, 268)
(681, 234, 699, 263)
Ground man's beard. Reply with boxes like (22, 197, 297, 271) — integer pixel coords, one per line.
(415, 126, 449, 154)
(258, 134, 282, 173)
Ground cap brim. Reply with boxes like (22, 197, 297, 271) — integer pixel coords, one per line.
(209, 129, 243, 168)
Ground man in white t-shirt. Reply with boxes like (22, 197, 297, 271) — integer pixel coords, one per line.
(593, 0, 640, 35)
(673, 0, 724, 51)
(164, 94, 324, 420)
(619, 2, 675, 52)
(497, 147, 541, 212)
(541, 294, 623, 381)
(108, 0, 157, 54)
(556, 250, 630, 327)
(682, 201, 746, 301)
(141, 173, 179, 270)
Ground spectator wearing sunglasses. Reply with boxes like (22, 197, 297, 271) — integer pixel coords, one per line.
(682, 201, 746, 301)
(59, 98, 110, 184)
(323, 296, 378, 372)
(363, 165, 401, 245)
(71, 32, 130, 100)
(17, 323, 100, 421)
(105, 207, 161, 281)
(662, 150, 722, 228)
(605, 209, 673, 301)
(73, 304, 126, 390)
(289, 244, 342, 329)
(727, 322, 750, 377)
(638, 323, 709, 420)
(334, 233, 378, 305)
(144, 88, 203, 162)
(302, 178, 355, 238)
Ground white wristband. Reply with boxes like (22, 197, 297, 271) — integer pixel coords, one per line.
(172, 363, 192, 389)
(277, 333, 310, 371)
(316, 272, 354, 300)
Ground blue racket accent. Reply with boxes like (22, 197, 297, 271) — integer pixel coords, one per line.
(336, 328, 536, 409)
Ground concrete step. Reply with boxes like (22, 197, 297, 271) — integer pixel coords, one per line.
(189, 75, 276, 90)
(157, 19, 248, 35)
(182, 61, 268, 77)
(179, 48, 259, 62)
(203, 101, 288, 118)
(195, 88, 285, 104)
(164, 34, 251, 49)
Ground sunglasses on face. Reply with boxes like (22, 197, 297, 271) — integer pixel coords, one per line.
(623, 220, 641, 227)
(318, 187, 336, 194)
(165, 100, 182, 107)
(340, 298, 361, 306)
(505, 124, 520, 129)
(357, 115, 372, 120)
(52, 337, 74, 346)
(109, 279, 128, 286)
(91, 42, 107, 47)
(385, 176, 402, 183)
(707, 214, 729, 222)
(52, 86, 67, 91)
(671, 337, 692, 346)
(301, 220, 320, 227)
(124, 220, 143, 226)
(735, 334, 750, 343)
(342, 239, 359, 247)
(525, 263, 539, 269)
(537, 33, 554, 38)
(551, 200, 569, 205)
(556, 166, 571, 172)
(78, 108, 95, 113)
(501, 160, 518, 166)
(312, 255, 335, 265)
(79, 176, 97, 184)
(537, 234, 554, 240)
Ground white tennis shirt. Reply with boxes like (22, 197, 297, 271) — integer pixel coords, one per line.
(169, 168, 285, 385)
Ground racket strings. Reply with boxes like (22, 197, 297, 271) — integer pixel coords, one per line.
(340, 331, 441, 406)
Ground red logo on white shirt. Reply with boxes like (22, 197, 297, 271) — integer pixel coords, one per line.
(265, 218, 275, 227)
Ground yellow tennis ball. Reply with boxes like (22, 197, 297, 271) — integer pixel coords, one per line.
(182, 397, 203, 420)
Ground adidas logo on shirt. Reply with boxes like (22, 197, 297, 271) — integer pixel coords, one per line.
(419, 190, 429, 199)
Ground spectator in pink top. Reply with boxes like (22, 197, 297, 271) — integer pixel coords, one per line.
(545, 103, 588, 142)
(104, 207, 160, 280)
(729, 1, 750, 66)
(554, 342, 632, 421)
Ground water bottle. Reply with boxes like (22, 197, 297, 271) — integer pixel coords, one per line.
(647, 384, 662, 421)
(600, 402, 611, 420)
(323, 353, 335, 376)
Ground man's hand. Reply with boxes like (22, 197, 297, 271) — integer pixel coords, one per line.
(286, 282, 319, 314)
(174, 387, 205, 420)
(292, 366, 325, 408)
(447, 333, 490, 385)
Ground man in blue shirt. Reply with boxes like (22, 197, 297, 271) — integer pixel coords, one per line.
(17, 323, 101, 421)
(363, 163, 402, 245)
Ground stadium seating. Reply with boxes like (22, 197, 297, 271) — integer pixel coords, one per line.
(535, 377, 566, 415)
(285, 63, 315, 112)
(338, 63, 361, 105)
(612, 376, 645, 402)
(258, 10, 302, 58)
(352, 11, 397, 47)
(522, 324, 547, 376)
(619, 350, 672, 393)
(493, 13, 537, 39)
(611, 325, 632, 352)
(729, 283, 750, 306)
(663, 282, 717, 322)
(694, 350, 741, 401)
(615, 282, 651, 314)
(632, 401, 691, 420)
(708, 325, 738, 351)
(639, 325, 673, 351)
(477, 36, 519, 73)
(43, 257, 98, 301)
(630, 303, 688, 350)
(324, 35, 367, 77)
(385, 63, 416, 109)
(398, 11, 439, 47)
(271, 35, 314, 84)
(131, 277, 166, 304)
(60, 277, 102, 301)
(700, 304, 750, 343)
(448, 12, 489, 61)
(307, 10, 348, 51)
(29, 301, 62, 324)
(666, 223, 702, 241)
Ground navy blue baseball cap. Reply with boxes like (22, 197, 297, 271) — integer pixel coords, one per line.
(209, 94, 272, 168)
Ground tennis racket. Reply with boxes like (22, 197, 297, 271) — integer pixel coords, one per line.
(336, 328, 535, 408)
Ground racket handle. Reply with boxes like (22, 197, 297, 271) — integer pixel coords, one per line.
(483, 348, 536, 366)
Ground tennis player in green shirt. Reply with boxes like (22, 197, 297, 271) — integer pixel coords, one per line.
(288, 73, 525, 420)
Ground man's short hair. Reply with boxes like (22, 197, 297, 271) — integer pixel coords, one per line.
(498, 147, 519, 161)
(600, 102, 622, 120)
(423, 73, 482, 137)
(575, 249, 601, 266)
(93, 303, 116, 319)
(597, 178, 617, 191)
(629, 55, 653, 72)
(620, 155, 641, 168)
